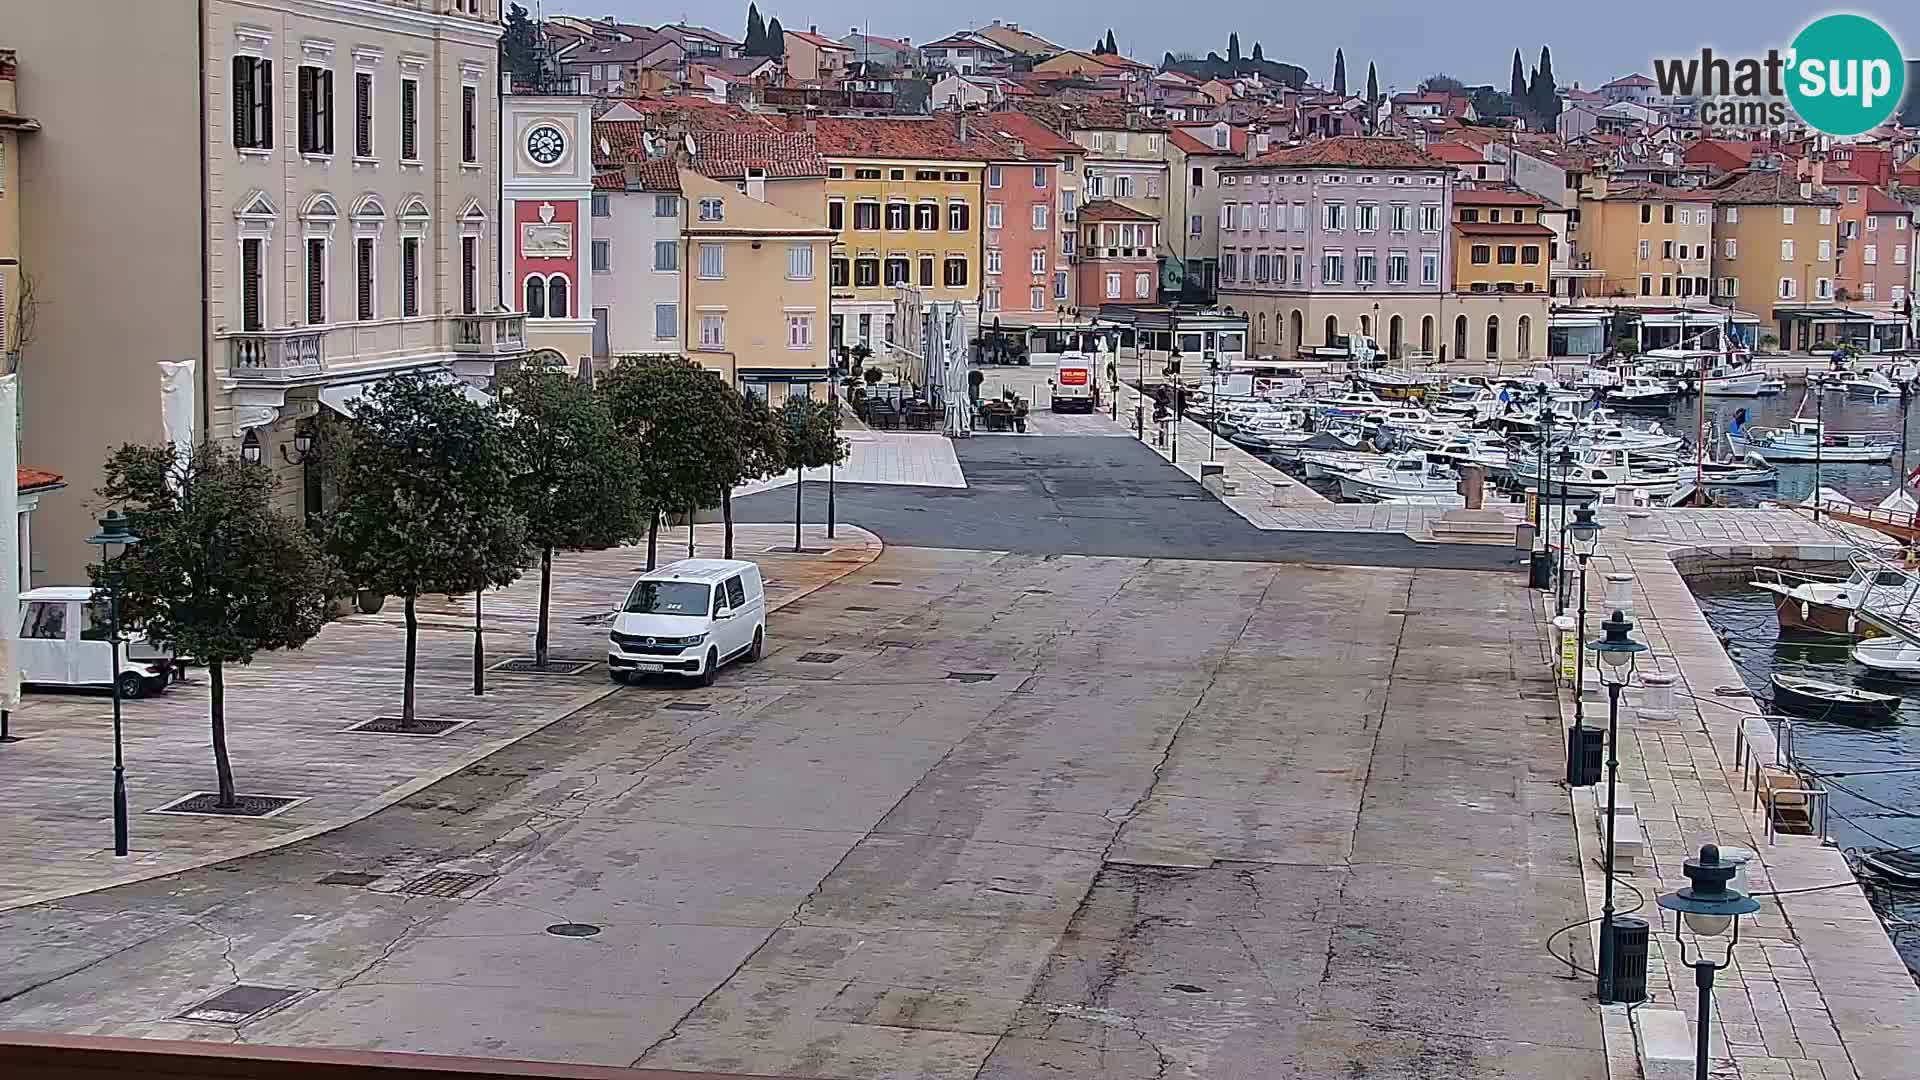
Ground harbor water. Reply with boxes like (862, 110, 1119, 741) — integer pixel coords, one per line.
(1692, 582, 1920, 978)
(1669, 389, 1920, 508)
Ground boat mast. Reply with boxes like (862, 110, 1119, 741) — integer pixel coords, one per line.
(1815, 388, 1825, 524)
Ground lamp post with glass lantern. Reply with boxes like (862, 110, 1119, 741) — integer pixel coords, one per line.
(1207, 351, 1220, 461)
(86, 510, 141, 858)
(1166, 345, 1183, 463)
(1556, 446, 1576, 615)
(1657, 844, 1762, 1080)
(1570, 506, 1602, 741)
(1590, 608, 1648, 1003)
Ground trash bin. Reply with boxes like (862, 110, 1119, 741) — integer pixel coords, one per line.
(1567, 724, 1603, 787)
(1603, 916, 1650, 1004)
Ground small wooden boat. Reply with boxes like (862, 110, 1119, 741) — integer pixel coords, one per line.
(1860, 848, 1920, 885)
(1770, 673, 1900, 718)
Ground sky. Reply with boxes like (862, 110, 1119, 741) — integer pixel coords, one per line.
(544, 0, 1919, 94)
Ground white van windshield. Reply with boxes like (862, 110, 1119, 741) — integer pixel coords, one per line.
(624, 581, 711, 615)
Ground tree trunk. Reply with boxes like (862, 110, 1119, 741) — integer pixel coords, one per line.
(646, 514, 659, 570)
(534, 545, 554, 668)
(794, 468, 804, 552)
(210, 658, 236, 808)
(723, 489, 735, 559)
(402, 592, 418, 724)
(687, 508, 695, 557)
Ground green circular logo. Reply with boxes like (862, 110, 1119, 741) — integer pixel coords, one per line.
(1786, 14, 1906, 137)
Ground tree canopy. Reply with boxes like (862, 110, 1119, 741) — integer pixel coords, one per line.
(1332, 48, 1346, 95)
(1227, 33, 1240, 64)
(1421, 73, 1467, 95)
(765, 17, 786, 58)
(500, 3, 541, 86)
(743, 4, 765, 54)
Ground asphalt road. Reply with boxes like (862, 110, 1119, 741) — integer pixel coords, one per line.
(732, 436, 1521, 571)
(0, 547, 1600, 1079)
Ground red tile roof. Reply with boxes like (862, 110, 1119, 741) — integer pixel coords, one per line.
(805, 114, 1015, 161)
(1452, 221, 1557, 237)
(1603, 73, 1655, 88)
(593, 170, 625, 191)
(594, 160, 680, 192)
(1822, 167, 1872, 185)
(1077, 199, 1156, 222)
(18, 468, 62, 492)
(1452, 188, 1547, 207)
(784, 28, 852, 51)
(984, 110, 1080, 158)
(1425, 142, 1485, 164)
(1598, 180, 1714, 202)
(1235, 136, 1449, 170)
(592, 119, 652, 164)
(1708, 168, 1840, 206)
(691, 128, 826, 178)
(1864, 187, 1913, 215)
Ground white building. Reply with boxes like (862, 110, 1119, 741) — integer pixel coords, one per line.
(591, 159, 683, 356)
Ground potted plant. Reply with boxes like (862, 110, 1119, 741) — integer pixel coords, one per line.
(355, 588, 387, 614)
(1758, 332, 1780, 354)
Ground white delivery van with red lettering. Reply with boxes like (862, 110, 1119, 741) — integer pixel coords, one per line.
(1049, 353, 1099, 413)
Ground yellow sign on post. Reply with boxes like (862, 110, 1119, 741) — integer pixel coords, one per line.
(1561, 630, 1578, 683)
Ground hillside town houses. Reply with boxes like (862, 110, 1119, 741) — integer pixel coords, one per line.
(4, 4, 1920, 584)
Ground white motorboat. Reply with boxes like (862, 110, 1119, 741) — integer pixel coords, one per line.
(1702, 367, 1768, 396)
(1432, 388, 1505, 424)
(1511, 447, 1683, 499)
(1225, 410, 1308, 450)
(1841, 370, 1899, 399)
(1258, 429, 1361, 462)
(1399, 422, 1475, 451)
(1571, 421, 1685, 455)
(1604, 375, 1680, 409)
(1424, 436, 1510, 476)
(1302, 449, 1386, 480)
(1757, 376, 1787, 395)
(1727, 416, 1899, 463)
(1367, 406, 1439, 433)
(1336, 452, 1462, 502)
(1447, 375, 1497, 397)
(1312, 389, 1394, 418)
(1752, 556, 1907, 640)
(1853, 638, 1920, 681)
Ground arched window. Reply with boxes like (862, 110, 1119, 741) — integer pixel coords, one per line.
(1359, 313, 1372, 337)
(1289, 310, 1303, 353)
(1518, 315, 1532, 359)
(1389, 314, 1404, 360)
(524, 275, 546, 318)
(1324, 314, 1338, 346)
(1258, 312, 1268, 344)
(1421, 315, 1435, 355)
(1453, 314, 1468, 360)
(1485, 315, 1500, 359)
(546, 274, 569, 319)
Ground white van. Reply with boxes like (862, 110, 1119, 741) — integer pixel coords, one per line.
(607, 559, 766, 686)
(17, 587, 174, 698)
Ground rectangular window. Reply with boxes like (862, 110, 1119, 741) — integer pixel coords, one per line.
(1724, 239, 1737, 258)
(654, 303, 676, 340)
(854, 202, 879, 230)
(1641, 204, 1652, 224)
(1033, 204, 1048, 230)
(949, 202, 969, 231)
(400, 237, 420, 316)
(788, 244, 814, 280)
(1869, 215, 1880, 232)
(1357, 203, 1378, 232)
(1421, 204, 1441, 231)
(854, 258, 879, 287)
(1321, 250, 1343, 284)
(915, 202, 938, 230)
(1725, 207, 1739, 223)
(241, 238, 265, 331)
(985, 203, 1002, 230)
(1663, 204, 1674, 224)
(1662, 239, 1674, 259)
(984, 287, 1000, 312)
(944, 257, 968, 287)
(654, 195, 678, 217)
(1135, 271, 1150, 298)
(787, 313, 813, 349)
(231, 55, 273, 150)
(1781, 239, 1794, 260)
(1254, 253, 1270, 282)
(1863, 282, 1877, 301)
(1031, 248, 1047, 273)
(462, 85, 477, 163)
(987, 164, 1002, 188)
(306, 238, 326, 324)
(1220, 204, 1234, 231)
(591, 193, 610, 217)
(830, 258, 849, 287)
(1035, 166, 1048, 189)
(1722, 277, 1738, 297)
(888, 202, 911, 230)
(1258, 203, 1271, 231)
(355, 237, 374, 320)
(1641, 275, 1653, 296)
(1521, 245, 1540, 265)
(462, 235, 478, 314)
(1355, 250, 1376, 285)
(698, 313, 724, 348)
(654, 240, 677, 271)
(1638, 239, 1651, 261)
(1030, 285, 1046, 310)
(1053, 270, 1068, 299)
(1861, 243, 1873, 264)
(1190, 214, 1202, 237)
(1105, 272, 1121, 299)
(591, 238, 611, 274)
(919, 256, 934, 287)
(826, 200, 845, 230)
(698, 199, 723, 222)
(699, 242, 724, 279)
(1391, 204, 1410, 231)
(986, 248, 1002, 275)
(1497, 245, 1517, 265)
(1387, 250, 1408, 284)
(1421, 250, 1439, 285)
(1817, 277, 1832, 299)
(884, 256, 910, 286)
(1897, 245, 1908, 265)
(1782, 206, 1796, 225)
(298, 65, 334, 155)
(354, 71, 372, 157)
(1471, 245, 1491, 265)
(1324, 203, 1345, 230)
(400, 78, 418, 161)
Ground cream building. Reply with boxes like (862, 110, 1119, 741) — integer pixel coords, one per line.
(4, 0, 515, 582)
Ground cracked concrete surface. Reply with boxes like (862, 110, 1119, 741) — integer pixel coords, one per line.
(0, 546, 1601, 1077)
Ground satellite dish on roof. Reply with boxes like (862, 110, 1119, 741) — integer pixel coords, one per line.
(684, 133, 698, 157)
(599, 137, 610, 157)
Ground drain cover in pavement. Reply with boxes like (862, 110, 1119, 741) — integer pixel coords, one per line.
(869, 580, 903, 587)
(317, 872, 381, 887)
(401, 870, 494, 898)
(665, 702, 709, 712)
(152, 792, 303, 818)
(945, 672, 998, 683)
(845, 605, 879, 612)
(347, 716, 469, 737)
(546, 923, 602, 938)
(797, 652, 843, 664)
(488, 658, 597, 676)
(179, 985, 305, 1024)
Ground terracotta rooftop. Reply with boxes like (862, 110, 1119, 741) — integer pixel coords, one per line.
(984, 110, 1081, 157)
(691, 128, 826, 178)
(1597, 180, 1713, 202)
(592, 119, 652, 164)
(18, 468, 63, 492)
(1452, 188, 1548, 207)
(1603, 73, 1655, 88)
(1821, 167, 1873, 185)
(1231, 136, 1449, 171)
(1077, 199, 1156, 222)
(592, 169, 625, 191)
(1453, 221, 1557, 237)
(1864, 187, 1913, 215)
(1425, 142, 1486, 164)
(805, 114, 1015, 162)
(1708, 169, 1840, 206)
(784, 28, 852, 51)
(1166, 126, 1246, 156)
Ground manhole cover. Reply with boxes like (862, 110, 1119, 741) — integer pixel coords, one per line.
(317, 872, 381, 887)
(401, 870, 495, 898)
(945, 672, 998, 683)
(179, 985, 305, 1024)
(1170, 983, 1208, 994)
(546, 922, 602, 938)
(845, 605, 880, 612)
(664, 702, 709, 712)
(797, 652, 843, 664)
(870, 580, 903, 587)
(346, 716, 471, 737)
(488, 658, 597, 676)
(767, 545, 831, 555)
(152, 792, 305, 818)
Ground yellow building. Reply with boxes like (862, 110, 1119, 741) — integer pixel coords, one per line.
(0, 49, 36, 361)
(680, 169, 835, 403)
(1451, 190, 1553, 295)
(810, 115, 1001, 353)
(1705, 168, 1841, 350)
(1572, 177, 1715, 301)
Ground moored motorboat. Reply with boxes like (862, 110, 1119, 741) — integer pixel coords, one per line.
(1769, 674, 1900, 719)
(1757, 375, 1787, 395)
(1852, 637, 1920, 680)
(1858, 849, 1920, 885)
(1335, 452, 1461, 502)
(1605, 375, 1680, 410)
(1727, 416, 1898, 463)
(1750, 559, 1905, 640)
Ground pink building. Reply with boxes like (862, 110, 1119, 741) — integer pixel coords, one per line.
(982, 144, 1067, 318)
(1074, 200, 1159, 307)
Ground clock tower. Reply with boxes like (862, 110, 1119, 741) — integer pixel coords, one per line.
(501, 93, 595, 365)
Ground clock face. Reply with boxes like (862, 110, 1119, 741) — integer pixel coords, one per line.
(526, 124, 566, 166)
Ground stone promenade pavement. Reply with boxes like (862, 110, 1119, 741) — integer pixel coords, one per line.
(0, 523, 878, 912)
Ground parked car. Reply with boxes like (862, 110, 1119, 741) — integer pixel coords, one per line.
(17, 587, 173, 698)
(607, 560, 766, 686)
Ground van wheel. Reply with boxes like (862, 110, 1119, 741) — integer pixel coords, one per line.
(745, 628, 764, 663)
(117, 672, 147, 700)
(699, 649, 720, 687)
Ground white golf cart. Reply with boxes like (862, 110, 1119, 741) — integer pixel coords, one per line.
(17, 587, 174, 699)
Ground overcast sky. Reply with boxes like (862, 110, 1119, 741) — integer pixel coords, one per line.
(546, 0, 1917, 93)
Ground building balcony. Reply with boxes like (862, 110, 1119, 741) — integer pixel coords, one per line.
(225, 328, 326, 385)
(452, 311, 528, 357)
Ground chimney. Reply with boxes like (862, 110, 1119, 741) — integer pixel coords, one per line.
(808, 24, 817, 34)
(1244, 124, 1261, 160)
(623, 161, 644, 186)
(1800, 181, 1813, 200)
(958, 109, 970, 142)
(805, 104, 818, 137)
(902, 37, 910, 45)
(745, 167, 767, 201)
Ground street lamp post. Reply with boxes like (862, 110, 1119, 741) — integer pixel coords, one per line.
(1207, 352, 1220, 461)
(1167, 345, 1183, 464)
(1657, 845, 1762, 1080)
(1556, 446, 1576, 615)
(86, 510, 141, 858)
(1590, 607, 1649, 1004)
(1567, 507, 1603, 786)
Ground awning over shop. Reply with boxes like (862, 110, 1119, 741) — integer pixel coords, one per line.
(318, 371, 492, 417)
(1773, 306, 1874, 324)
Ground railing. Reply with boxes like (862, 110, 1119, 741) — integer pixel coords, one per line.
(225, 329, 325, 382)
(452, 312, 529, 356)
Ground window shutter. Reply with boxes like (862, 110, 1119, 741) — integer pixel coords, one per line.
(298, 66, 314, 152)
(307, 239, 325, 323)
(462, 87, 476, 162)
(355, 73, 371, 157)
(232, 56, 250, 146)
(356, 237, 373, 319)
(258, 61, 273, 149)
(402, 239, 419, 316)
(242, 240, 263, 331)
(462, 236, 477, 314)
(320, 71, 333, 154)
(401, 80, 417, 160)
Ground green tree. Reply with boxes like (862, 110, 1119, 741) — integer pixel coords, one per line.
(600, 359, 734, 569)
(743, 4, 765, 55)
(1421, 73, 1466, 95)
(1365, 62, 1380, 131)
(96, 443, 336, 808)
(712, 389, 788, 560)
(501, 3, 542, 86)
(1332, 48, 1346, 95)
(326, 373, 527, 726)
(777, 397, 848, 553)
(1162, 51, 1176, 71)
(1532, 46, 1561, 130)
(1509, 49, 1527, 103)
(1251, 42, 1263, 62)
(766, 17, 786, 59)
(1227, 33, 1240, 64)
(502, 366, 645, 670)
(1103, 30, 1118, 55)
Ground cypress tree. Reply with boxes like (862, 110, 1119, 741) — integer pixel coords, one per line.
(1332, 48, 1346, 96)
(744, 4, 765, 56)
(1228, 33, 1240, 64)
(1104, 29, 1118, 55)
(766, 16, 786, 59)
(1366, 62, 1379, 131)
(1509, 48, 1527, 102)
(1251, 42, 1263, 62)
